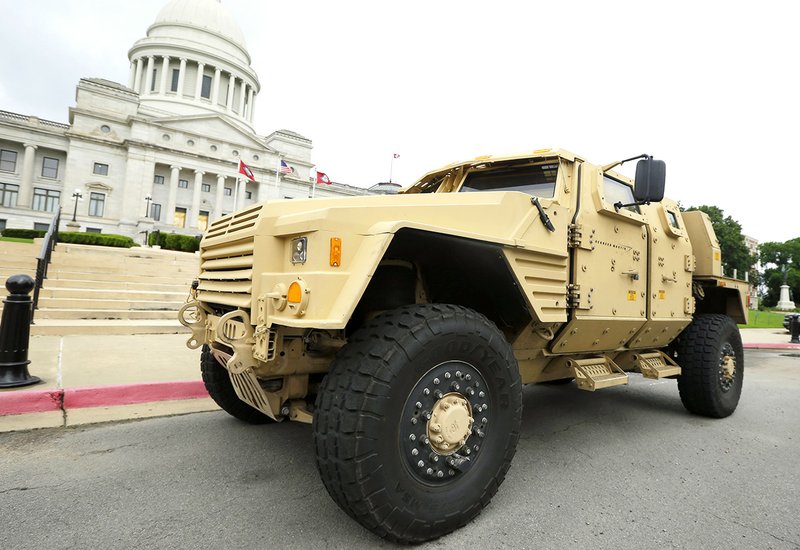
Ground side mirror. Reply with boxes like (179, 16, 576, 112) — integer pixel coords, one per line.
(634, 158, 666, 203)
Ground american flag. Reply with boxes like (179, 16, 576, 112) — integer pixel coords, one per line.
(280, 160, 294, 174)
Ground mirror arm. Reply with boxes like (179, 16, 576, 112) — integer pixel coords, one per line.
(601, 153, 651, 173)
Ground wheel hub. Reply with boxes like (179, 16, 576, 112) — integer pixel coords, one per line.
(718, 343, 737, 392)
(428, 393, 473, 454)
(400, 361, 490, 485)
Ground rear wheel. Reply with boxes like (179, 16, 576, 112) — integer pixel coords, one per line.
(200, 345, 274, 424)
(313, 304, 522, 543)
(676, 314, 744, 418)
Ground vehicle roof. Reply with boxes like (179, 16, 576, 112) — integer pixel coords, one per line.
(402, 148, 584, 193)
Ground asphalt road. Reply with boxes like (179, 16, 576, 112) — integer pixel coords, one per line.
(2, 350, 799, 550)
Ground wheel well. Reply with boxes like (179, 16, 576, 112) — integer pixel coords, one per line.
(695, 285, 747, 324)
(348, 228, 531, 338)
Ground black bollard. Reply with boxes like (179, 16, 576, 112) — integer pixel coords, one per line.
(791, 315, 800, 345)
(0, 274, 41, 388)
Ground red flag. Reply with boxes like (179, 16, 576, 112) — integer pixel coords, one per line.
(316, 171, 331, 185)
(393, 153, 400, 158)
(238, 160, 255, 182)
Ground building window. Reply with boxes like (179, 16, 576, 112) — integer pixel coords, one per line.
(151, 203, 162, 221)
(32, 188, 60, 212)
(224, 187, 232, 196)
(100, 125, 111, 133)
(1, 149, 18, 172)
(201, 183, 211, 192)
(201, 75, 212, 99)
(34, 222, 50, 231)
(178, 179, 189, 189)
(245, 191, 252, 199)
(198, 210, 209, 231)
(171, 69, 179, 92)
(0, 218, 5, 231)
(174, 207, 187, 228)
(0, 182, 19, 207)
(41, 157, 59, 179)
(93, 162, 109, 176)
(154, 175, 165, 185)
(151, 68, 157, 91)
(86, 227, 102, 234)
(89, 192, 105, 217)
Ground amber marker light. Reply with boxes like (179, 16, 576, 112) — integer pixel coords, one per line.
(287, 281, 303, 304)
(330, 237, 342, 267)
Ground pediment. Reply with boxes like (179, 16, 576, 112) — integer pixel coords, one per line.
(86, 181, 113, 192)
(153, 114, 273, 151)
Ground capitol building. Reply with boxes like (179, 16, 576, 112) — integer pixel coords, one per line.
(0, 0, 374, 239)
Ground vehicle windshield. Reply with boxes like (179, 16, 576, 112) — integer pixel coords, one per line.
(459, 162, 557, 198)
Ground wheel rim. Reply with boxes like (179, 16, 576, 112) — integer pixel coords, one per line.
(400, 360, 490, 485)
(718, 342, 737, 392)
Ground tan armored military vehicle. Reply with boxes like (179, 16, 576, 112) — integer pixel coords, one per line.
(180, 149, 748, 543)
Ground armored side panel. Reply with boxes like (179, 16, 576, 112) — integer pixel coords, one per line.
(682, 210, 722, 277)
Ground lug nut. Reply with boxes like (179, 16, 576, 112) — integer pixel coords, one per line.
(456, 370, 462, 378)
(465, 374, 471, 381)
(434, 390, 443, 399)
(415, 401, 422, 409)
(411, 417, 418, 425)
(426, 468, 434, 475)
(418, 460, 425, 468)
(479, 391, 485, 398)
(444, 372, 451, 379)
(437, 471, 444, 478)
(412, 448, 419, 456)
(433, 378, 440, 385)
(423, 388, 430, 396)
(409, 434, 416, 441)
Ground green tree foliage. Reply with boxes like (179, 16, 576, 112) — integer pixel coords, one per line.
(685, 205, 755, 278)
(759, 238, 800, 307)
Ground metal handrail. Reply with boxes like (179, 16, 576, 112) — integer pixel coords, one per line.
(31, 207, 61, 322)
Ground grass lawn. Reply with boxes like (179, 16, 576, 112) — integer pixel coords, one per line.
(740, 310, 793, 329)
(0, 236, 34, 243)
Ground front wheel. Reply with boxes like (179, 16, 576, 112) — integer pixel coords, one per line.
(676, 314, 744, 418)
(313, 304, 522, 543)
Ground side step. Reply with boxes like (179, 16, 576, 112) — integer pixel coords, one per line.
(633, 351, 681, 379)
(568, 356, 628, 391)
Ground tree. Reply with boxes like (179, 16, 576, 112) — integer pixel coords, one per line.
(685, 205, 755, 278)
(759, 238, 800, 307)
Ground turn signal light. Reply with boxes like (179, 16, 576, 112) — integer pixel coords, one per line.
(330, 237, 342, 267)
(287, 281, 303, 303)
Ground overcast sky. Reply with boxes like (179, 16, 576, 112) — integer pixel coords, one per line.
(1, 0, 797, 243)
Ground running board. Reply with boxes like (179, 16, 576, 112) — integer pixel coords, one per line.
(568, 356, 628, 391)
(633, 351, 681, 379)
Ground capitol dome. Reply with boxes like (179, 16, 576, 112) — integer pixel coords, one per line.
(127, 0, 260, 131)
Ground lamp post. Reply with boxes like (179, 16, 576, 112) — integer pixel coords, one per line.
(70, 189, 82, 222)
(144, 194, 153, 218)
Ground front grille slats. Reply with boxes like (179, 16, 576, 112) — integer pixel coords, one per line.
(198, 233, 256, 308)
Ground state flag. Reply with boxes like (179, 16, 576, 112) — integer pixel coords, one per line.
(238, 160, 255, 182)
(316, 171, 331, 185)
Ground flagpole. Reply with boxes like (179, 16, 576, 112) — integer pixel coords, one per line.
(389, 154, 394, 183)
(275, 155, 282, 197)
(234, 175, 240, 210)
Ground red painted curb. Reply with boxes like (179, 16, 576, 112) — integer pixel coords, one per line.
(1, 380, 209, 416)
(744, 343, 800, 350)
(0, 389, 63, 415)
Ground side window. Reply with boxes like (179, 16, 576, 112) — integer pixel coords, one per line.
(602, 176, 640, 214)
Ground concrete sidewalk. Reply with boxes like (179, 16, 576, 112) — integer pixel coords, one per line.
(1, 327, 798, 434)
(0, 333, 217, 433)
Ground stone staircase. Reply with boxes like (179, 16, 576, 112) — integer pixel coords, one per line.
(1, 240, 198, 335)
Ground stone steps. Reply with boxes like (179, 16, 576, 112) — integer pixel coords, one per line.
(0, 241, 201, 334)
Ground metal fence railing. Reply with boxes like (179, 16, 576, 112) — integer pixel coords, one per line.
(31, 207, 61, 322)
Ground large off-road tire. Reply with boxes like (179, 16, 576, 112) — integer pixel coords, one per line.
(313, 304, 522, 543)
(200, 345, 274, 424)
(676, 314, 744, 418)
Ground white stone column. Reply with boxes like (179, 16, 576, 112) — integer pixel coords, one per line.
(159, 56, 170, 94)
(177, 58, 187, 96)
(166, 165, 181, 225)
(144, 56, 155, 94)
(18, 144, 37, 208)
(238, 81, 247, 115)
(211, 67, 221, 105)
(133, 58, 144, 92)
(195, 62, 205, 99)
(214, 175, 226, 220)
(226, 74, 236, 111)
(246, 88, 255, 122)
(190, 170, 204, 229)
(128, 61, 136, 88)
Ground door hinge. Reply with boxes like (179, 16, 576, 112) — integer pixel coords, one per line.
(567, 283, 581, 309)
(568, 223, 594, 250)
